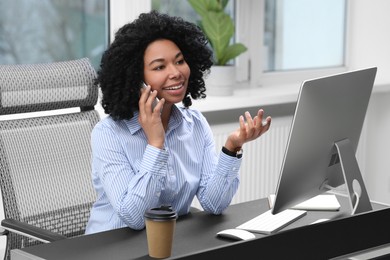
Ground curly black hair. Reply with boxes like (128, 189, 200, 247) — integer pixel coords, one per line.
(96, 11, 213, 120)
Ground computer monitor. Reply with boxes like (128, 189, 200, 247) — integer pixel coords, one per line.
(271, 67, 377, 216)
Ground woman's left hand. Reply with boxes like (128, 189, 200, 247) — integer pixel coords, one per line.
(224, 109, 271, 152)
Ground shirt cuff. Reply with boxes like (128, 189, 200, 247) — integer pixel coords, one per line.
(218, 152, 242, 178)
(142, 145, 169, 175)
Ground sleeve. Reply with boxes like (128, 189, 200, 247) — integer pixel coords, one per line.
(91, 123, 169, 230)
(195, 114, 242, 215)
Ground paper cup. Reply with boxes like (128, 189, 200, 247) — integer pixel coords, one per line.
(144, 205, 177, 259)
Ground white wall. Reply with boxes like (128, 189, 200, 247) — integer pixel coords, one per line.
(365, 92, 390, 204)
(347, 0, 390, 204)
(348, 0, 390, 84)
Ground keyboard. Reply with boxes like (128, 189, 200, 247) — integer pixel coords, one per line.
(236, 209, 307, 235)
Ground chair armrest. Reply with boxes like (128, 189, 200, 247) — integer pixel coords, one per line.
(1, 218, 67, 243)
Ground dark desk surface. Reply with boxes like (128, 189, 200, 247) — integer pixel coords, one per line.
(11, 196, 390, 260)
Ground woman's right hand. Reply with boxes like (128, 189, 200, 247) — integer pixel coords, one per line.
(138, 85, 165, 149)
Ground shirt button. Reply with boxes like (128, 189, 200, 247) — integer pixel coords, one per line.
(232, 167, 237, 171)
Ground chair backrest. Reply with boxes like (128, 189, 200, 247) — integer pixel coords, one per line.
(0, 58, 99, 259)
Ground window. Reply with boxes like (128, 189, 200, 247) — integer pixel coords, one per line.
(5, 1, 346, 87)
(264, 0, 347, 72)
(0, 1, 347, 86)
(0, 0, 109, 69)
(150, 0, 348, 87)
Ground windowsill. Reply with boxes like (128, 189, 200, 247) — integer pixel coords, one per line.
(192, 81, 390, 113)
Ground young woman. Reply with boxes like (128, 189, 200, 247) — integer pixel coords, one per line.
(85, 11, 271, 234)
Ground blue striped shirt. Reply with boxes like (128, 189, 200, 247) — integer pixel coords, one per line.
(85, 105, 241, 234)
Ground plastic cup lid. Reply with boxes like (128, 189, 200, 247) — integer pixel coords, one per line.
(144, 205, 177, 220)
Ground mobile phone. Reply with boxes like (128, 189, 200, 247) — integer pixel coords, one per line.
(142, 82, 159, 110)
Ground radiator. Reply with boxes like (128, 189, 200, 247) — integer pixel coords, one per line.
(191, 116, 293, 208)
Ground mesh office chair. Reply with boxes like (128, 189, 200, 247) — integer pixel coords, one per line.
(0, 58, 100, 260)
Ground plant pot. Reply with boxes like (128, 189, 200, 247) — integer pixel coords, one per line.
(205, 65, 235, 96)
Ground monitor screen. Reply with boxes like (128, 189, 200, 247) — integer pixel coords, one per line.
(271, 67, 377, 215)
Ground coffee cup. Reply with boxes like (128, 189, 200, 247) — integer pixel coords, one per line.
(144, 205, 177, 259)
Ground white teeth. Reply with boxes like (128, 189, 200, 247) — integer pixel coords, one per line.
(165, 84, 182, 90)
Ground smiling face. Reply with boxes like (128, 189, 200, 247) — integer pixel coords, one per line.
(143, 39, 190, 106)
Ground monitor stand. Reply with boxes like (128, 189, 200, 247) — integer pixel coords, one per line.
(334, 138, 372, 215)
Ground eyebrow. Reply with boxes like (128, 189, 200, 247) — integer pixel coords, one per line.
(148, 52, 183, 66)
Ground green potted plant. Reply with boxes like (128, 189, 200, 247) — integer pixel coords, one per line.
(188, 0, 247, 95)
